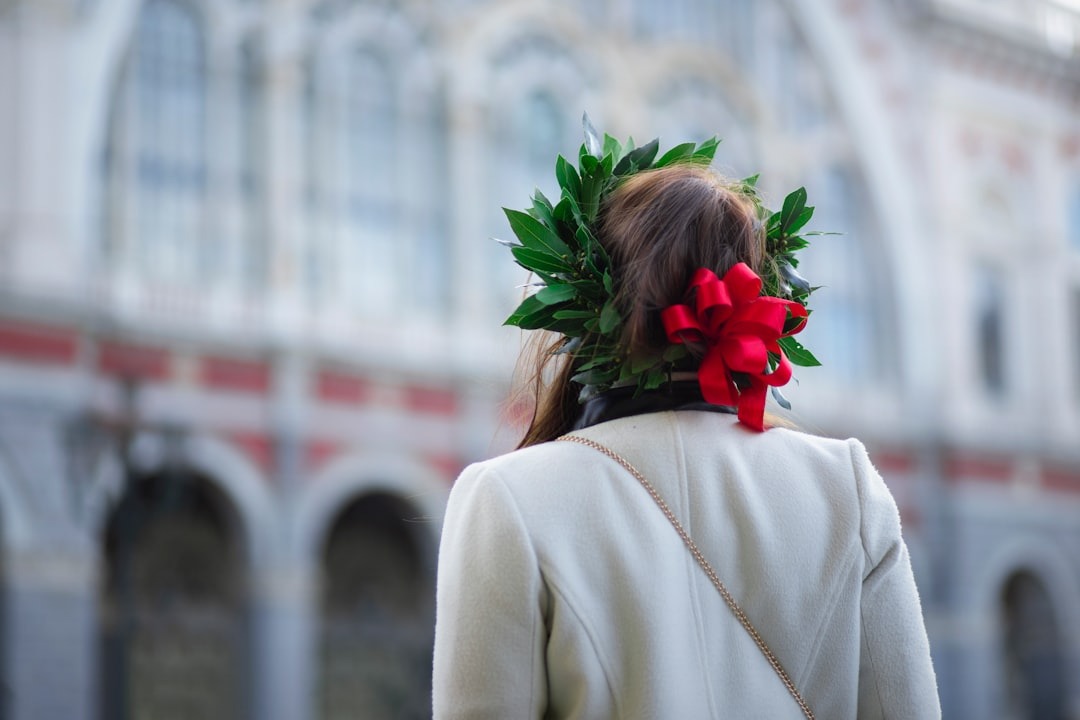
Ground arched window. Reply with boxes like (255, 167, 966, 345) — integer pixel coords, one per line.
(1001, 572, 1066, 720)
(319, 492, 434, 720)
(100, 472, 246, 719)
(117, 0, 208, 283)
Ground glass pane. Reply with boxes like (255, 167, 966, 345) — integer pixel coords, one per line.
(973, 263, 1007, 396)
(797, 167, 876, 382)
(237, 35, 266, 295)
(132, 0, 207, 283)
(343, 50, 398, 310)
(488, 89, 570, 312)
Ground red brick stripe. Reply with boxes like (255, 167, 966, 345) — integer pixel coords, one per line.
(316, 371, 371, 405)
(200, 356, 270, 394)
(403, 385, 457, 416)
(98, 341, 170, 380)
(0, 319, 78, 365)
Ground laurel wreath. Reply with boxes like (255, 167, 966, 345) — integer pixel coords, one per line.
(500, 114, 824, 403)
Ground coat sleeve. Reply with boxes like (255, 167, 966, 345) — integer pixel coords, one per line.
(851, 440, 941, 719)
(432, 462, 548, 720)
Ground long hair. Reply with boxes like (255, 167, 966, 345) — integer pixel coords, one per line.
(514, 163, 765, 448)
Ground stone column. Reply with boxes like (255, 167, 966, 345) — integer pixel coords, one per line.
(5, 547, 98, 720)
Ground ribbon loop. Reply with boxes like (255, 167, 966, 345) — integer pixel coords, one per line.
(661, 263, 807, 432)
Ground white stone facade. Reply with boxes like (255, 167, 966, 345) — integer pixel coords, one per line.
(0, 0, 1077, 718)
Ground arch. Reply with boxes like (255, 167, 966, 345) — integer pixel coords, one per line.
(294, 452, 448, 567)
(85, 432, 277, 571)
(969, 535, 1080, 682)
(452, 2, 604, 109)
(776, 0, 932, 405)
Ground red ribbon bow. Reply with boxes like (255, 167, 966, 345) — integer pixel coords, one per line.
(660, 263, 808, 432)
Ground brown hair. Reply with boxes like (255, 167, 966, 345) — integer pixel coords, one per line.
(514, 163, 765, 448)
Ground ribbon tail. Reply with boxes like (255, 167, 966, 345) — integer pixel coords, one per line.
(736, 381, 768, 432)
(698, 348, 738, 406)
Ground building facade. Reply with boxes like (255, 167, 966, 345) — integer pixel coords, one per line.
(0, 0, 1077, 718)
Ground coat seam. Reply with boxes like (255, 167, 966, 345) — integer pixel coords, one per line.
(487, 469, 549, 717)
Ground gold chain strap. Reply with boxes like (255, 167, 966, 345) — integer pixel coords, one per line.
(558, 434, 815, 720)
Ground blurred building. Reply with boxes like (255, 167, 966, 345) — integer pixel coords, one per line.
(0, 0, 1078, 718)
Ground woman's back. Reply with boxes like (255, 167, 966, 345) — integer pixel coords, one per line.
(433, 410, 939, 719)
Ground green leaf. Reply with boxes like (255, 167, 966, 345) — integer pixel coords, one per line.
(654, 142, 697, 168)
(615, 138, 659, 175)
(572, 367, 619, 387)
(552, 309, 597, 321)
(778, 335, 821, 367)
(662, 344, 688, 363)
(642, 368, 666, 390)
(504, 293, 546, 326)
(602, 272, 614, 294)
(692, 136, 721, 162)
(602, 134, 622, 160)
(553, 197, 574, 223)
(555, 155, 582, 200)
(575, 355, 611, 372)
(779, 187, 808, 235)
(581, 153, 600, 176)
(535, 284, 577, 305)
(630, 354, 658, 374)
(511, 246, 571, 275)
(600, 151, 614, 177)
(505, 209, 572, 258)
(741, 173, 760, 188)
(599, 299, 621, 334)
(785, 206, 815, 236)
(530, 189, 556, 228)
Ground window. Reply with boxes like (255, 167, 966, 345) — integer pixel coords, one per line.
(409, 87, 451, 314)
(236, 35, 266, 295)
(343, 49, 398, 311)
(488, 88, 571, 311)
(130, 0, 207, 282)
(797, 167, 879, 383)
(973, 263, 1007, 396)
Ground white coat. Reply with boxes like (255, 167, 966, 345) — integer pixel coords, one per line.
(433, 410, 940, 719)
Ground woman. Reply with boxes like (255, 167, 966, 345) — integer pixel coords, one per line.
(433, 133, 940, 718)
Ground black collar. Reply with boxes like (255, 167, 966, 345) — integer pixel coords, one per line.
(571, 381, 735, 431)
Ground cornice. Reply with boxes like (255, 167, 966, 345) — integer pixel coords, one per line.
(893, 0, 1080, 97)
